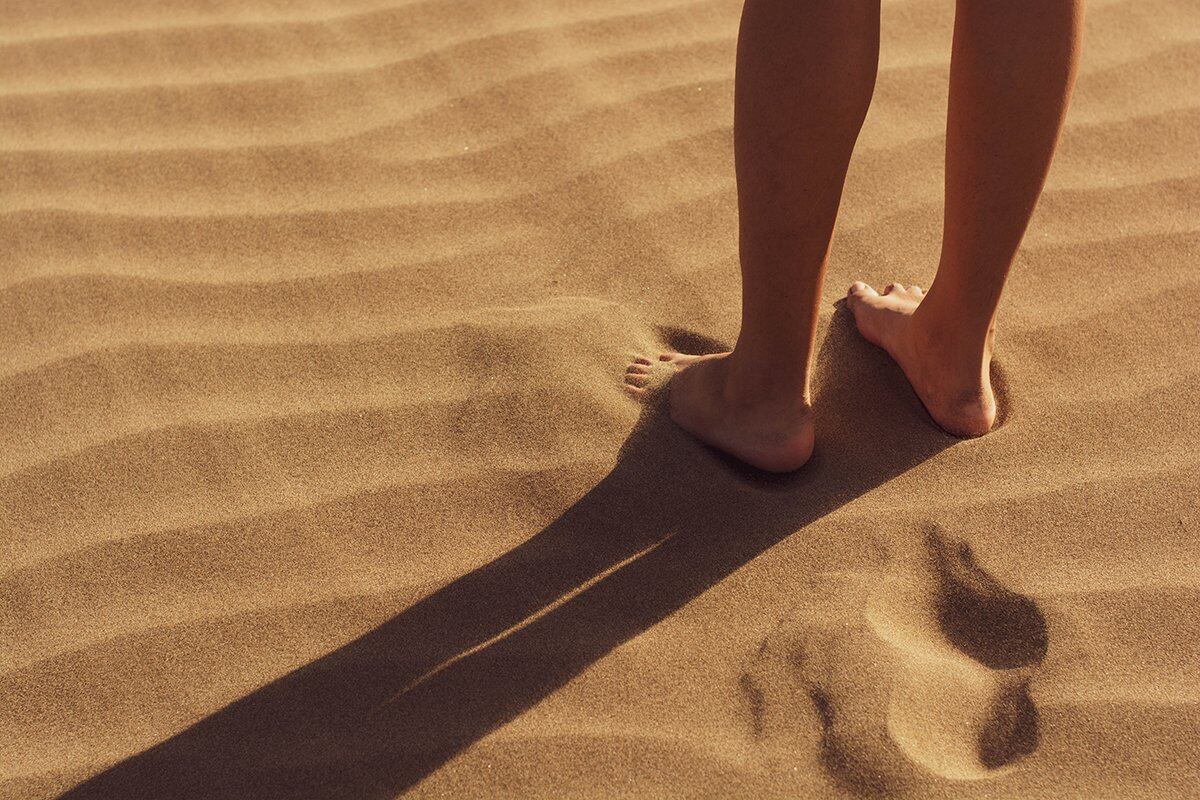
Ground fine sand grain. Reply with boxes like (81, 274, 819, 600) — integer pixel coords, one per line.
(2, 0, 1198, 797)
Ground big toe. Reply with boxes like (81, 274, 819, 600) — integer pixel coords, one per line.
(848, 280, 879, 300)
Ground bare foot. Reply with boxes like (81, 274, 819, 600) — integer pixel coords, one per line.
(846, 282, 997, 437)
(624, 352, 814, 472)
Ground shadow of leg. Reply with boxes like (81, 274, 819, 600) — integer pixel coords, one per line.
(61, 306, 954, 799)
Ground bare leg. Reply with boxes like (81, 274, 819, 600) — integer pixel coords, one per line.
(627, 0, 880, 472)
(848, 0, 1084, 436)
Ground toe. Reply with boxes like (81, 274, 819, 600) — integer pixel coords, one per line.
(911, 285, 924, 295)
(884, 282, 905, 295)
(626, 363, 650, 375)
(623, 384, 646, 398)
(624, 373, 649, 387)
(848, 281, 879, 300)
(633, 356, 652, 366)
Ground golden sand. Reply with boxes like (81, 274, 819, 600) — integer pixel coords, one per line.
(2, 0, 1198, 797)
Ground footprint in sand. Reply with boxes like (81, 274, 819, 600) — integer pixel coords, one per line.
(866, 527, 1047, 780)
(744, 526, 1048, 791)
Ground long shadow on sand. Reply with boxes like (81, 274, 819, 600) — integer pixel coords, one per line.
(61, 305, 955, 799)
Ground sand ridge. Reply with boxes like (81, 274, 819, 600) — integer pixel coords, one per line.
(2, 0, 1198, 797)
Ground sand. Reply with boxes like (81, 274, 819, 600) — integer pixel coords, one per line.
(1, 0, 1198, 797)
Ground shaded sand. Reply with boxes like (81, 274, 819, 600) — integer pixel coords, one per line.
(2, 0, 1199, 797)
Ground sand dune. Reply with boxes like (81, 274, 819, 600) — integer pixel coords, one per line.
(2, 0, 1198, 797)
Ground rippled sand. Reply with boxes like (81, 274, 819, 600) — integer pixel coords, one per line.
(2, 0, 1198, 797)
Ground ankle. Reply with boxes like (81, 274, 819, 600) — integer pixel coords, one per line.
(912, 283, 996, 351)
(723, 349, 812, 411)
(904, 314, 992, 384)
